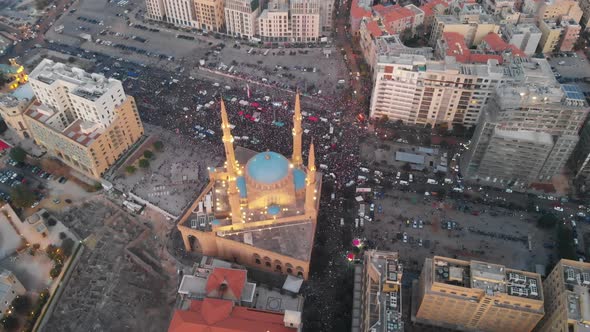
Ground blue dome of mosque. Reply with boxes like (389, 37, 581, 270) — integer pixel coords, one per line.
(247, 152, 290, 184)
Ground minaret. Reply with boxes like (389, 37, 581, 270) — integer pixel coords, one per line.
(305, 140, 317, 214)
(292, 92, 303, 168)
(220, 99, 242, 223)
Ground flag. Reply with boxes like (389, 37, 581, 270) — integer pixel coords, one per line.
(247, 84, 251, 99)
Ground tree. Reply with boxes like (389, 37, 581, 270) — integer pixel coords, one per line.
(399, 28, 413, 43)
(139, 159, 150, 169)
(143, 150, 154, 159)
(1, 315, 17, 331)
(61, 238, 75, 257)
(538, 213, 558, 229)
(11, 295, 31, 314)
(67, 56, 76, 63)
(125, 165, 137, 174)
(9, 147, 26, 163)
(49, 264, 63, 278)
(153, 141, 164, 151)
(10, 186, 35, 208)
(557, 223, 577, 260)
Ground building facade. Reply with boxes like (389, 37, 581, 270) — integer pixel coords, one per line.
(501, 24, 542, 55)
(0, 270, 25, 314)
(0, 84, 34, 139)
(194, 0, 225, 32)
(429, 15, 501, 47)
(177, 94, 321, 280)
(25, 59, 144, 178)
(163, 0, 199, 27)
(536, 259, 590, 331)
(463, 61, 589, 187)
(290, 0, 321, 42)
(570, 119, 590, 185)
(538, 19, 563, 54)
(145, 0, 167, 21)
(258, 0, 291, 42)
(369, 54, 507, 128)
(224, 0, 260, 39)
(413, 256, 544, 332)
(559, 19, 581, 52)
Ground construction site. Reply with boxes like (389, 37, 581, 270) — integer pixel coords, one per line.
(42, 196, 179, 332)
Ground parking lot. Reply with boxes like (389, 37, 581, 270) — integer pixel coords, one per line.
(44, 0, 346, 95)
(548, 52, 590, 80)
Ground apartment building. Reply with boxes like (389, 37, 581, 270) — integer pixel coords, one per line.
(369, 53, 507, 128)
(429, 14, 501, 47)
(194, 0, 225, 32)
(538, 19, 563, 53)
(523, 0, 583, 23)
(258, 0, 291, 42)
(290, 0, 321, 42)
(559, 19, 581, 52)
(501, 24, 542, 55)
(163, 0, 199, 27)
(145, 0, 166, 21)
(571, 118, 590, 184)
(25, 59, 144, 178)
(463, 60, 589, 186)
(413, 256, 545, 332)
(351, 250, 403, 332)
(319, 0, 334, 33)
(224, 0, 260, 39)
(373, 4, 415, 35)
(536, 259, 590, 331)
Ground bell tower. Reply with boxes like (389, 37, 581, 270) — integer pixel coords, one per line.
(304, 140, 317, 214)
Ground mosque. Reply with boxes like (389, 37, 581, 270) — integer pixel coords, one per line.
(177, 94, 321, 279)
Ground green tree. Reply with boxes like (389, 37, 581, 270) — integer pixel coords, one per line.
(61, 238, 75, 257)
(143, 150, 154, 159)
(10, 185, 35, 208)
(139, 159, 150, 169)
(153, 140, 164, 151)
(11, 295, 31, 314)
(538, 213, 558, 229)
(399, 28, 413, 43)
(125, 165, 137, 174)
(49, 264, 63, 278)
(9, 147, 26, 163)
(557, 223, 577, 260)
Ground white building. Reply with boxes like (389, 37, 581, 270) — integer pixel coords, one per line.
(163, 0, 199, 27)
(0, 270, 25, 314)
(28, 59, 126, 129)
(290, 0, 321, 42)
(224, 0, 260, 39)
(370, 55, 507, 128)
(258, 0, 291, 41)
(502, 24, 542, 55)
(319, 0, 334, 33)
(145, 0, 166, 21)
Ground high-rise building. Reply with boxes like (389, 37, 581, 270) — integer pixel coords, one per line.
(570, 120, 590, 186)
(25, 59, 144, 178)
(413, 256, 545, 332)
(0, 270, 25, 314)
(501, 24, 542, 56)
(536, 259, 590, 331)
(163, 0, 199, 27)
(369, 53, 508, 128)
(224, 0, 260, 39)
(193, 0, 225, 32)
(351, 250, 403, 332)
(319, 0, 334, 33)
(463, 59, 589, 187)
(559, 19, 581, 52)
(258, 0, 291, 42)
(538, 19, 563, 53)
(177, 94, 321, 279)
(145, 0, 167, 21)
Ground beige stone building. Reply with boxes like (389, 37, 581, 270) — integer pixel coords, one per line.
(25, 59, 144, 179)
(224, 0, 260, 39)
(178, 94, 321, 280)
(258, 0, 291, 42)
(429, 14, 500, 47)
(523, 0, 583, 23)
(351, 250, 403, 332)
(163, 0, 199, 27)
(193, 0, 225, 32)
(0, 270, 25, 314)
(413, 256, 545, 332)
(145, 0, 166, 21)
(536, 259, 590, 331)
(539, 20, 564, 53)
(290, 0, 321, 43)
(0, 84, 34, 139)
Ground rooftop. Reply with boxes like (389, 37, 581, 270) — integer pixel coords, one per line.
(178, 265, 256, 303)
(432, 257, 543, 301)
(559, 261, 590, 322)
(494, 129, 554, 145)
(366, 250, 403, 332)
(168, 298, 297, 332)
(29, 59, 120, 102)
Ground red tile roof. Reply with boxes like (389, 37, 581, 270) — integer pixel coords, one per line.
(421, 0, 449, 17)
(481, 32, 526, 57)
(351, 0, 372, 19)
(366, 20, 384, 37)
(168, 299, 297, 332)
(205, 267, 247, 301)
(442, 32, 503, 64)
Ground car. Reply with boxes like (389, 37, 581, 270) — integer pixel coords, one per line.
(418, 220, 424, 229)
(412, 220, 418, 228)
(30, 201, 39, 208)
(52, 198, 60, 204)
(554, 206, 564, 212)
(403, 232, 408, 243)
(419, 238, 423, 247)
(58, 177, 68, 184)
